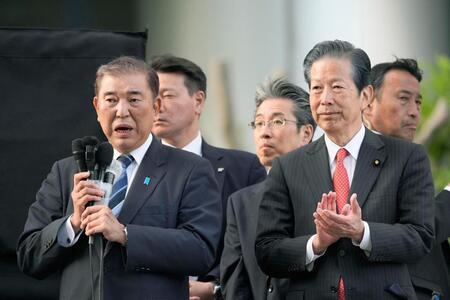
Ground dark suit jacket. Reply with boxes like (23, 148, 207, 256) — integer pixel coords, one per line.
(408, 189, 450, 299)
(221, 182, 288, 300)
(255, 128, 435, 300)
(199, 140, 266, 282)
(17, 137, 222, 300)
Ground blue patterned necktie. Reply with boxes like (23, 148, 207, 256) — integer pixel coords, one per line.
(108, 154, 134, 210)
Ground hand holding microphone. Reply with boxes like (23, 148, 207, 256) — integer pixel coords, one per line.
(71, 137, 125, 243)
(81, 149, 126, 244)
(70, 137, 102, 232)
(70, 172, 105, 233)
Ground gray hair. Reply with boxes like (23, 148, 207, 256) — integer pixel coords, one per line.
(303, 40, 371, 94)
(95, 56, 159, 99)
(255, 77, 316, 130)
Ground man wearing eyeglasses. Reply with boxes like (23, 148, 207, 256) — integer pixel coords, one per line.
(220, 77, 315, 300)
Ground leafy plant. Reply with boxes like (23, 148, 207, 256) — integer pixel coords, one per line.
(419, 56, 450, 191)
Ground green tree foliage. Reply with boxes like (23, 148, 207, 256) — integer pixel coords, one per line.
(420, 56, 450, 191)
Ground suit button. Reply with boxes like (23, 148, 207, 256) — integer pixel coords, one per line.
(268, 285, 273, 293)
(331, 286, 337, 293)
(339, 249, 346, 257)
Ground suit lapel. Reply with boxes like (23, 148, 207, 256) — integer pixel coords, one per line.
(202, 140, 226, 194)
(118, 138, 167, 224)
(304, 137, 333, 199)
(104, 138, 167, 255)
(350, 128, 386, 208)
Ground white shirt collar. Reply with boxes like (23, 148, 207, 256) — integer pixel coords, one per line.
(324, 125, 365, 165)
(371, 129, 382, 135)
(113, 133, 153, 166)
(162, 131, 203, 157)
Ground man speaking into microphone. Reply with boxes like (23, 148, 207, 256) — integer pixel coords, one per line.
(17, 57, 222, 300)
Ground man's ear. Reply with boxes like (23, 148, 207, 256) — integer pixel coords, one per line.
(361, 85, 375, 113)
(93, 96, 100, 122)
(194, 90, 206, 115)
(93, 96, 98, 109)
(302, 124, 314, 144)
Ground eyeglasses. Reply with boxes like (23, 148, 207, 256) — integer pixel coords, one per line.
(248, 117, 299, 130)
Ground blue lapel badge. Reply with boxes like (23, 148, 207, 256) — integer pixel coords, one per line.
(143, 176, 151, 186)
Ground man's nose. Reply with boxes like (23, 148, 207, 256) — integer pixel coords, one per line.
(259, 122, 273, 138)
(155, 97, 164, 114)
(408, 100, 420, 119)
(116, 99, 130, 117)
(320, 87, 334, 105)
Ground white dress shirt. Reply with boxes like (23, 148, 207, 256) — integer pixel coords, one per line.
(161, 131, 203, 157)
(306, 125, 372, 267)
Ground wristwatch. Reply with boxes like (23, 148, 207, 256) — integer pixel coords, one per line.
(213, 282, 223, 299)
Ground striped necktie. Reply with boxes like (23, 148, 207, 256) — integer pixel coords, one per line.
(108, 154, 134, 210)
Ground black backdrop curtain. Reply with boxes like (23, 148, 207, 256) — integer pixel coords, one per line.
(0, 27, 147, 299)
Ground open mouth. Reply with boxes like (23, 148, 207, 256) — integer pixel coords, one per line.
(114, 125, 133, 133)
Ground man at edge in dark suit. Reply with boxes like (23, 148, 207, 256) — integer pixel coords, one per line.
(151, 55, 266, 299)
(255, 40, 435, 299)
(363, 58, 450, 299)
(17, 57, 222, 299)
(220, 77, 315, 299)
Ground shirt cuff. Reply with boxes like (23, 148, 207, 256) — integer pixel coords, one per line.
(306, 234, 326, 271)
(444, 185, 450, 192)
(57, 215, 83, 247)
(352, 221, 372, 255)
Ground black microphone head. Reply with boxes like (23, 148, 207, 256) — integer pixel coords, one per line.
(82, 136, 100, 146)
(83, 136, 99, 174)
(96, 142, 114, 168)
(71, 138, 84, 158)
(72, 138, 87, 172)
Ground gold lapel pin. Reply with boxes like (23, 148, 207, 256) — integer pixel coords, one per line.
(373, 159, 380, 166)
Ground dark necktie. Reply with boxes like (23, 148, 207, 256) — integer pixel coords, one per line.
(333, 148, 349, 300)
(108, 154, 134, 210)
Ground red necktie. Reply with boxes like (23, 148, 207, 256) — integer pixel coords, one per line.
(333, 148, 349, 300)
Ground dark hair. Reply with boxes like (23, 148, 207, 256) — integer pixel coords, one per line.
(95, 56, 159, 99)
(255, 77, 316, 131)
(370, 58, 422, 97)
(151, 55, 207, 96)
(303, 40, 371, 93)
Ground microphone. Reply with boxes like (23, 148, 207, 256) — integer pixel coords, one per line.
(72, 138, 87, 172)
(96, 142, 114, 181)
(82, 136, 99, 180)
(103, 159, 122, 185)
(94, 157, 122, 210)
(87, 144, 119, 246)
(82, 136, 100, 146)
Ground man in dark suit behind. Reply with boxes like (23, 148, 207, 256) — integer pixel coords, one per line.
(151, 55, 266, 299)
(220, 77, 315, 299)
(255, 40, 435, 299)
(363, 58, 450, 299)
(17, 57, 222, 299)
